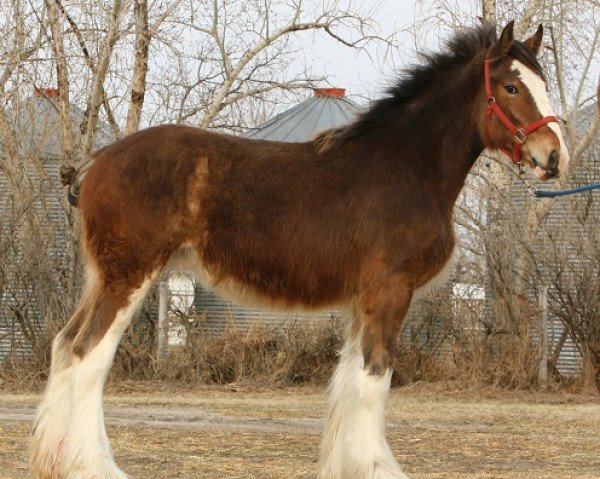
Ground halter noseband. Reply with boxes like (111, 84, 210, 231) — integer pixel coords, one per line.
(484, 53, 559, 165)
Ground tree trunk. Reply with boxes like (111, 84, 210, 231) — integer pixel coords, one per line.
(82, 0, 123, 157)
(45, 0, 77, 166)
(125, 0, 150, 135)
(482, 0, 496, 24)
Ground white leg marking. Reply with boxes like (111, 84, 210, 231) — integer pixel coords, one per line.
(318, 333, 410, 479)
(30, 334, 76, 478)
(31, 279, 153, 479)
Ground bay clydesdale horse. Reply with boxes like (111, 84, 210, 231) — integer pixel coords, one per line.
(31, 21, 568, 479)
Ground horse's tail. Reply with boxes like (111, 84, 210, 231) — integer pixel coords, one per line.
(60, 159, 93, 207)
(59, 165, 80, 207)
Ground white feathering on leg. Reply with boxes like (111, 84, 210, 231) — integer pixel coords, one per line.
(318, 333, 410, 479)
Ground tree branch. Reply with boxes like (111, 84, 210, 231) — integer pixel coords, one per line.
(82, 0, 124, 157)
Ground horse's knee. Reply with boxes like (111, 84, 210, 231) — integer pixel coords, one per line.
(356, 275, 414, 376)
(363, 350, 393, 376)
(361, 325, 399, 375)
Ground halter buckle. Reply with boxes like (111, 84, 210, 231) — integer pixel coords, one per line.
(486, 96, 496, 105)
(514, 129, 527, 144)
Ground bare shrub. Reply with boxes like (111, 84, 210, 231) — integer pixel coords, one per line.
(0, 281, 576, 392)
(133, 318, 343, 386)
(275, 319, 342, 384)
(546, 217, 600, 392)
(111, 291, 544, 390)
(0, 322, 56, 389)
(449, 292, 543, 389)
(391, 342, 448, 386)
(108, 304, 455, 388)
(0, 297, 553, 391)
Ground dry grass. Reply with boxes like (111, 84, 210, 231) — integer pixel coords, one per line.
(1, 385, 599, 479)
(4, 315, 574, 393)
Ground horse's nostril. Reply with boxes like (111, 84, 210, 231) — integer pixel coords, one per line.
(548, 150, 559, 170)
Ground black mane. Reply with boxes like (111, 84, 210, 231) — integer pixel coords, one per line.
(315, 23, 543, 151)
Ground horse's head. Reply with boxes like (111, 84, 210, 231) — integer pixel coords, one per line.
(482, 21, 569, 180)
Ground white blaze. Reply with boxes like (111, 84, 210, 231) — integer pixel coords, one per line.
(512, 59, 570, 168)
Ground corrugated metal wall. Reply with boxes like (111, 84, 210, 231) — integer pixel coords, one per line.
(0, 96, 113, 360)
(192, 285, 343, 335)
(0, 150, 69, 359)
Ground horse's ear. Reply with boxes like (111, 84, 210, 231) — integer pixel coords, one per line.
(491, 21, 515, 58)
(524, 24, 544, 56)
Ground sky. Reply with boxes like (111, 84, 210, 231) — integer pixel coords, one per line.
(303, 0, 417, 102)
(295, 0, 477, 104)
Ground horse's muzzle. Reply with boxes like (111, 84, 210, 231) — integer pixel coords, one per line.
(533, 149, 561, 180)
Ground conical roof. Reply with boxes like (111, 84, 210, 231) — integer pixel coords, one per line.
(245, 88, 360, 142)
(5, 89, 114, 160)
(0, 88, 115, 159)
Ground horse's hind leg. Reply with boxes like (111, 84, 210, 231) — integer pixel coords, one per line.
(29, 295, 90, 479)
(30, 266, 155, 479)
(318, 268, 413, 479)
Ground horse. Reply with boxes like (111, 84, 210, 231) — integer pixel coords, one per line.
(30, 20, 568, 479)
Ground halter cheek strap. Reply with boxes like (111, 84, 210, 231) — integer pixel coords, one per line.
(484, 55, 559, 165)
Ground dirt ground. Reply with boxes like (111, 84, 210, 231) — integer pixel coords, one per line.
(1, 383, 599, 479)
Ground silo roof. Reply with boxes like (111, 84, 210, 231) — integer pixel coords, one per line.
(245, 88, 360, 142)
(14, 93, 114, 159)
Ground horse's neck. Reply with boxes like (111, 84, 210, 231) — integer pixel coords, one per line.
(434, 123, 482, 207)
(381, 84, 483, 208)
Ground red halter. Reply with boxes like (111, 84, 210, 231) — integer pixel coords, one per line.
(484, 54, 559, 165)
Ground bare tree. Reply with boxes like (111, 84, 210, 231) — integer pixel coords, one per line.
(145, 0, 395, 130)
(543, 161, 600, 389)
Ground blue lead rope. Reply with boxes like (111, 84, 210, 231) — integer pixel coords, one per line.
(533, 183, 600, 198)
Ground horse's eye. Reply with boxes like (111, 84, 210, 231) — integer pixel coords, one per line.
(505, 85, 519, 94)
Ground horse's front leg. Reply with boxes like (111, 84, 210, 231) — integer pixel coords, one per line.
(318, 268, 412, 479)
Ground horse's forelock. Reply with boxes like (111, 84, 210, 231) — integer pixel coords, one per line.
(508, 41, 545, 81)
